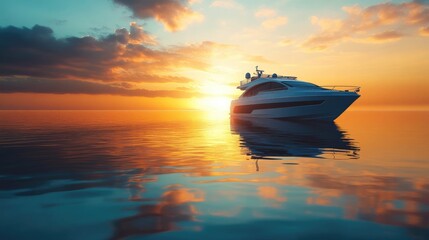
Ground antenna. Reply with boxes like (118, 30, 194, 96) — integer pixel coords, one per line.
(255, 66, 264, 78)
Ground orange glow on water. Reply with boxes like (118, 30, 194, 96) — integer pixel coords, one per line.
(1, 110, 428, 233)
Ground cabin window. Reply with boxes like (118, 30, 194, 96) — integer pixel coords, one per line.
(242, 82, 287, 97)
(282, 81, 321, 89)
(265, 82, 288, 91)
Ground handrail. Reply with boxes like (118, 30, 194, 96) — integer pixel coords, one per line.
(321, 85, 360, 93)
(239, 75, 297, 87)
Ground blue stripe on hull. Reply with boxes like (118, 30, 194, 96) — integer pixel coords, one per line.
(233, 100, 324, 114)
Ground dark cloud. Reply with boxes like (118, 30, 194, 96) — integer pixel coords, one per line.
(129, 22, 157, 45)
(0, 24, 267, 98)
(0, 25, 118, 80)
(0, 77, 200, 98)
(415, 0, 429, 4)
(0, 24, 199, 83)
(114, 0, 202, 31)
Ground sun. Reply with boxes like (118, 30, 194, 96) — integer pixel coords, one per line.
(194, 96, 231, 112)
(193, 80, 234, 112)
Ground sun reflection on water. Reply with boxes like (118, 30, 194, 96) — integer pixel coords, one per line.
(0, 110, 428, 239)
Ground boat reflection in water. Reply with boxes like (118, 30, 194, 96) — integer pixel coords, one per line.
(230, 117, 359, 161)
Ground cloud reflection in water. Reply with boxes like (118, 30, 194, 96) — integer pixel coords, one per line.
(0, 110, 428, 239)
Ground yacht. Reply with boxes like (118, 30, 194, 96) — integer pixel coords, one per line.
(230, 67, 360, 121)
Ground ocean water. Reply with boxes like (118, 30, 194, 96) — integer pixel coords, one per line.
(0, 110, 428, 240)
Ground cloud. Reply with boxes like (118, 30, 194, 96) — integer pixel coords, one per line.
(0, 77, 200, 98)
(254, 7, 288, 30)
(255, 8, 276, 18)
(210, 0, 241, 9)
(369, 30, 403, 42)
(262, 16, 288, 29)
(278, 38, 293, 46)
(0, 24, 210, 83)
(420, 26, 429, 36)
(0, 24, 268, 98)
(114, 0, 203, 31)
(303, 0, 429, 50)
(129, 22, 157, 45)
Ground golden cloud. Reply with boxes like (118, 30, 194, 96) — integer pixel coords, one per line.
(262, 16, 288, 29)
(369, 30, 403, 42)
(255, 8, 277, 18)
(277, 38, 294, 47)
(114, 0, 203, 32)
(210, 0, 241, 9)
(303, 0, 429, 50)
(419, 26, 429, 36)
(129, 22, 157, 45)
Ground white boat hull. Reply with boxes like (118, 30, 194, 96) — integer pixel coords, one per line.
(231, 92, 359, 121)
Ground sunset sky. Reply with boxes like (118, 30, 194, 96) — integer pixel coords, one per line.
(0, 0, 428, 110)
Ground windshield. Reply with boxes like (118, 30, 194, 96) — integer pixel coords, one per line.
(282, 81, 322, 89)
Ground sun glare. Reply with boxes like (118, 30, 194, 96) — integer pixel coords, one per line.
(195, 96, 231, 112)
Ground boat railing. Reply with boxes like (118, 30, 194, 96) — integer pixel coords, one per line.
(321, 86, 360, 93)
(277, 76, 297, 80)
(239, 75, 297, 87)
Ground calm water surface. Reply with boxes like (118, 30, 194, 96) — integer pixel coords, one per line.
(0, 110, 428, 240)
